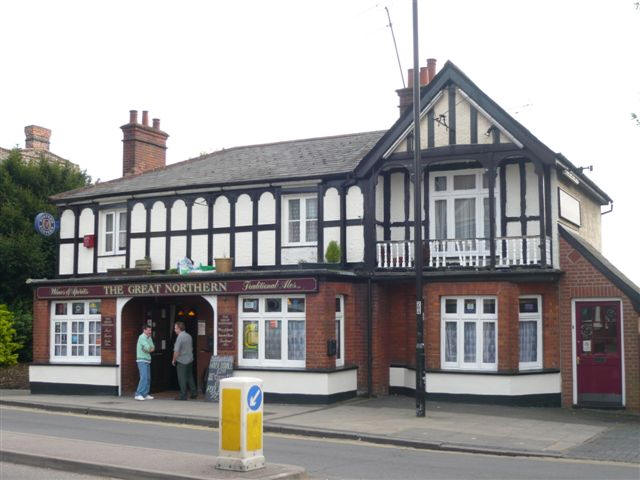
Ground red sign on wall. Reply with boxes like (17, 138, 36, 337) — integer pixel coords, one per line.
(36, 277, 318, 299)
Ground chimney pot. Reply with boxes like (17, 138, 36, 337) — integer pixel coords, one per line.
(129, 110, 138, 124)
(152, 118, 160, 129)
(407, 68, 414, 88)
(426, 58, 437, 83)
(121, 110, 168, 177)
(142, 110, 149, 126)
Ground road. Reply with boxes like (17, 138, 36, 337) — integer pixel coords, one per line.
(1, 407, 638, 480)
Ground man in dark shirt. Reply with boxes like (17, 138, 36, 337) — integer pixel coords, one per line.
(172, 321, 197, 400)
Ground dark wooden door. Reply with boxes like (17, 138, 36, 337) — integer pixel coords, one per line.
(576, 301, 622, 407)
(150, 304, 172, 393)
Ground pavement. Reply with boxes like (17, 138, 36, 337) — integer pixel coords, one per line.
(1, 389, 639, 479)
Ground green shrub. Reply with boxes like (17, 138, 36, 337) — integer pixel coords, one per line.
(325, 241, 341, 264)
(0, 304, 22, 366)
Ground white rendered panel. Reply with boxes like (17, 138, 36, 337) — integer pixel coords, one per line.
(346, 185, 363, 220)
(233, 369, 356, 395)
(170, 236, 187, 267)
(150, 201, 166, 232)
(257, 230, 276, 266)
(505, 163, 521, 217)
(191, 235, 208, 267)
(390, 227, 405, 241)
(29, 365, 119, 386)
(323, 188, 340, 222)
(432, 89, 449, 147)
(149, 237, 166, 270)
(525, 163, 540, 216)
(191, 197, 208, 229)
(455, 92, 471, 144)
(376, 225, 384, 241)
(281, 246, 316, 265)
(346, 225, 364, 263)
(235, 194, 253, 227)
(213, 196, 230, 228)
(60, 209, 75, 239)
(476, 111, 494, 144)
(258, 192, 276, 225)
(235, 231, 252, 267)
(59, 244, 74, 275)
(506, 222, 521, 237)
(77, 242, 93, 274)
(527, 221, 541, 236)
(213, 233, 230, 259)
(97, 255, 126, 273)
(323, 227, 340, 259)
(390, 172, 405, 222)
(171, 199, 187, 230)
(376, 176, 384, 222)
(129, 238, 146, 268)
(78, 208, 94, 236)
(130, 202, 146, 233)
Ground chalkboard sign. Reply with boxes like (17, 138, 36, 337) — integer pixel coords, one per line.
(217, 314, 234, 351)
(204, 355, 233, 402)
(101, 316, 115, 349)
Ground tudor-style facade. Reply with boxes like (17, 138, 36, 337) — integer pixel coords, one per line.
(30, 61, 640, 410)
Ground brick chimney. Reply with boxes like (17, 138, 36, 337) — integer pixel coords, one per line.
(396, 58, 437, 116)
(24, 125, 51, 151)
(121, 110, 169, 177)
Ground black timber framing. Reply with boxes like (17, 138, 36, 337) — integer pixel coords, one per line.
(92, 205, 99, 274)
(317, 184, 325, 263)
(251, 193, 259, 267)
(229, 195, 237, 265)
(275, 189, 282, 266)
(339, 185, 347, 266)
(207, 199, 214, 266)
(538, 170, 547, 266)
(470, 106, 478, 144)
(448, 84, 456, 145)
(383, 172, 391, 241)
(427, 110, 435, 148)
(488, 163, 497, 268)
(144, 202, 152, 259)
(164, 202, 171, 271)
(186, 197, 194, 260)
(72, 206, 79, 276)
(544, 165, 553, 264)
(125, 202, 132, 269)
(363, 177, 377, 269)
(403, 171, 411, 240)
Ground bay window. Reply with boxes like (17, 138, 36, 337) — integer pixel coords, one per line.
(238, 296, 306, 367)
(283, 196, 318, 245)
(103, 210, 127, 254)
(519, 296, 543, 370)
(51, 300, 102, 362)
(441, 296, 497, 371)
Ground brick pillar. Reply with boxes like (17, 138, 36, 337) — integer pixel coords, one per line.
(306, 283, 336, 370)
(370, 283, 390, 395)
(101, 299, 117, 365)
(497, 283, 519, 372)
(32, 295, 50, 363)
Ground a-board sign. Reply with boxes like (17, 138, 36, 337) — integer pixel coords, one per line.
(101, 316, 115, 349)
(205, 355, 233, 402)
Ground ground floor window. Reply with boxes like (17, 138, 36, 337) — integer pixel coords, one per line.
(238, 295, 305, 367)
(519, 296, 543, 370)
(441, 296, 497, 371)
(50, 300, 102, 362)
(335, 296, 344, 367)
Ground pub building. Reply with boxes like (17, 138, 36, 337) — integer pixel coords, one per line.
(29, 60, 639, 410)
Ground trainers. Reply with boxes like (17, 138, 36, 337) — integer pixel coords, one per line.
(144, 395, 154, 400)
(134, 395, 145, 401)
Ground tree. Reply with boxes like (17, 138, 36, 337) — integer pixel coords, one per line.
(0, 150, 91, 360)
(0, 304, 21, 366)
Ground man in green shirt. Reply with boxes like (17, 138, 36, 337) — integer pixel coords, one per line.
(135, 325, 155, 401)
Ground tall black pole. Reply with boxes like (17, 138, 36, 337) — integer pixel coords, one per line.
(412, 0, 426, 417)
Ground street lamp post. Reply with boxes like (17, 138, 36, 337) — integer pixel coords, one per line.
(412, 0, 426, 418)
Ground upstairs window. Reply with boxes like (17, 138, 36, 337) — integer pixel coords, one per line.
(430, 170, 496, 241)
(103, 210, 127, 255)
(283, 195, 317, 246)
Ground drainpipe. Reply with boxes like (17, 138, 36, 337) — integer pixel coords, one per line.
(367, 276, 373, 397)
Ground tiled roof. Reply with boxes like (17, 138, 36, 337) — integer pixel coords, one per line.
(52, 131, 386, 202)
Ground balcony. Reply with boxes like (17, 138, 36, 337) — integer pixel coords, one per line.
(376, 236, 552, 270)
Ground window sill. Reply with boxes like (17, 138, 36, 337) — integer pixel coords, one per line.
(236, 364, 358, 374)
(281, 243, 318, 249)
(426, 367, 560, 376)
(97, 253, 126, 258)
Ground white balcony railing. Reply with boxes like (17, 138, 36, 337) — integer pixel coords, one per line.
(376, 236, 552, 269)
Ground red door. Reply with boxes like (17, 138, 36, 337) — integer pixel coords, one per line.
(575, 301, 622, 407)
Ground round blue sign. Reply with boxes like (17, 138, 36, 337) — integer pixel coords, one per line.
(34, 212, 57, 237)
(247, 384, 262, 411)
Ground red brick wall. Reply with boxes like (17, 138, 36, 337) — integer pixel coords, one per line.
(558, 237, 640, 411)
(121, 123, 168, 177)
(32, 295, 50, 363)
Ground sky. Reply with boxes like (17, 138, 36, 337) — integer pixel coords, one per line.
(1, 0, 639, 283)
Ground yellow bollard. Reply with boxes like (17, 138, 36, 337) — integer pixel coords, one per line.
(215, 377, 265, 471)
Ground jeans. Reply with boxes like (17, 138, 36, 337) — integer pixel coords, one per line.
(176, 361, 196, 399)
(135, 361, 151, 397)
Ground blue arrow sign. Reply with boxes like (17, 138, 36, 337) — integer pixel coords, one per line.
(247, 384, 262, 411)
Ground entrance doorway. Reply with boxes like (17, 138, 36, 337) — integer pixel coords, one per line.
(575, 300, 622, 407)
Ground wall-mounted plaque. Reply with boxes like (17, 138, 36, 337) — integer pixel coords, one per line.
(101, 316, 115, 349)
(217, 314, 234, 351)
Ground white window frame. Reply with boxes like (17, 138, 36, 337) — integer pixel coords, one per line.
(238, 295, 306, 368)
(102, 209, 127, 255)
(282, 195, 318, 247)
(441, 296, 498, 371)
(429, 169, 500, 242)
(335, 295, 345, 367)
(519, 295, 543, 370)
(50, 300, 102, 363)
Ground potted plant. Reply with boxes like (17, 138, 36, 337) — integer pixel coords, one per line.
(325, 241, 341, 266)
(214, 253, 233, 273)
